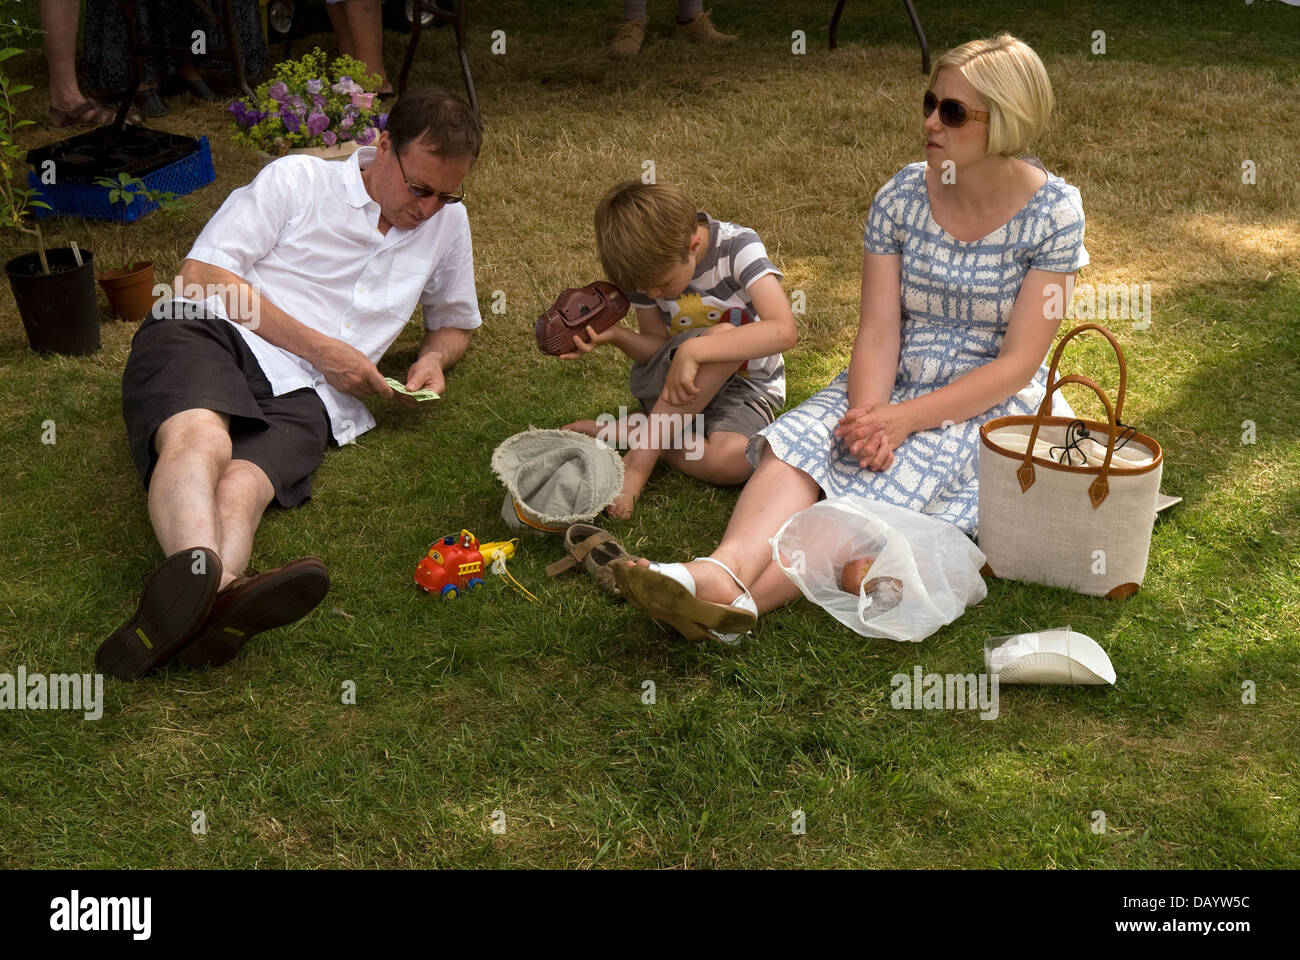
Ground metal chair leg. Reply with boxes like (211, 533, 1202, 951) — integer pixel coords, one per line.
(453, 1, 479, 115)
(902, 0, 930, 74)
(829, 0, 929, 74)
(829, 0, 847, 51)
(398, 2, 424, 96)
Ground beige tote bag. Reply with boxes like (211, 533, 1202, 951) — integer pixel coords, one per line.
(977, 323, 1163, 599)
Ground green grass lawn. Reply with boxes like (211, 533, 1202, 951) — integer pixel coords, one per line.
(1, 2, 1297, 868)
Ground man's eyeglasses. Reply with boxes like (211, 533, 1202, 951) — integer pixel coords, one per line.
(394, 149, 465, 204)
(923, 90, 990, 128)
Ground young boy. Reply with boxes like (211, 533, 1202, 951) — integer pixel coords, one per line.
(563, 181, 798, 519)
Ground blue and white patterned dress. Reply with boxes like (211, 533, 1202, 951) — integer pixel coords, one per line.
(748, 160, 1088, 537)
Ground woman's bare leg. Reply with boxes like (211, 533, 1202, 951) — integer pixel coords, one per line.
(632, 443, 819, 613)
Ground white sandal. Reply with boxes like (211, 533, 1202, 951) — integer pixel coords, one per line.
(614, 557, 757, 645)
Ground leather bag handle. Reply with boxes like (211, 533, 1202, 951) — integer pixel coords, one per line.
(1019, 373, 1120, 509)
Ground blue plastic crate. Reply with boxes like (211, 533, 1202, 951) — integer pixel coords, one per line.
(28, 136, 216, 221)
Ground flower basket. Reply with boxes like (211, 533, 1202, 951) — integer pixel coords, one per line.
(228, 48, 387, 159)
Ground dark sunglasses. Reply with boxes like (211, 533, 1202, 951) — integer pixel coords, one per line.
(395, 149, 465, 204)
(923, 90, 990, 128)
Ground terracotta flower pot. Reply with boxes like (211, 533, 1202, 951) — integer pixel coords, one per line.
(97, 261, 157, 323)
(5, 247, 101, 356)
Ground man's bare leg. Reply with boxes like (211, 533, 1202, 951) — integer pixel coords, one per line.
(148, 408, 231, 564)
(213, 459, 276, 588)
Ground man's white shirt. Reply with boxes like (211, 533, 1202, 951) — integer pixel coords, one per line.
(185, 144, 481, 444)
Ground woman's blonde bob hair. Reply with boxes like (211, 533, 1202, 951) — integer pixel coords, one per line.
(929, 34, 1053, 156)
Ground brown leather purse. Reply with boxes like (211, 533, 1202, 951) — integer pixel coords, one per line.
(535, 281, 630, 356)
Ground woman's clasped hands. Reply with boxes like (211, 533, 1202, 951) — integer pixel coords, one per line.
(834, 402, 916, 471)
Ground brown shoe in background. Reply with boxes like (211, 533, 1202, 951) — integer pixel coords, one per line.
(674, 10, 735, 44)
(609, 19, 648, 58)
(175, 557, 330, 669)
(95, 548, 223, 680)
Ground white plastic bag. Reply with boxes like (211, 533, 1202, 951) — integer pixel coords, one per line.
(770, 496, 988, 643)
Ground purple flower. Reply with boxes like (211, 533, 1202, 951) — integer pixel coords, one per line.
(312, 93, 327, 109)
(306, 78, 323, 94)
(354, 126, 377, 147)
(331, 76, 362, 95)
(280, 108, 300, 133)
(376, 112, 388, 131)
(229, 101, 247, 123)
(268, 81, 289, 101)
(306, 111, 330, 136)
(321, 130, 338, 147)
(339, 114, 354, 131)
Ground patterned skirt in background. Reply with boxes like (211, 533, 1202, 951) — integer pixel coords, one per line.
(83, 0, 269, 92)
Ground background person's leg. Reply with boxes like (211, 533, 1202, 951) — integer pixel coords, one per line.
(342, 0, 392, 93)
(41, 0, 85, 113)
(326, 0, 354, 57)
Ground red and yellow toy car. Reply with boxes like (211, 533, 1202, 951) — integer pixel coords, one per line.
(414, 529, 487, 598)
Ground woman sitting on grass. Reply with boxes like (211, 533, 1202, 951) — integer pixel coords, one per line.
(613, 33, 1089, 642)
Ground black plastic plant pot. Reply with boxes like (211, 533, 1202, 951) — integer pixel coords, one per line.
(4, 247, 101, 356)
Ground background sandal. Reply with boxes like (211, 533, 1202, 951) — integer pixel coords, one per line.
(545, 523, 636, 596)
(613, 557, 757, 644)
(49, 98, 139, 127)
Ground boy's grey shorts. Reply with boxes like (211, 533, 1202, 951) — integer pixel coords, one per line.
(628, 328, 778, 439)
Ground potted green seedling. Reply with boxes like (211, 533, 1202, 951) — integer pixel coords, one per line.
(93, 171, 187, 322)
(2, 45, 100, 355)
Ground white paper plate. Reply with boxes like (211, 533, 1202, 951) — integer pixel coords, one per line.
(984, 627, 1116, 685)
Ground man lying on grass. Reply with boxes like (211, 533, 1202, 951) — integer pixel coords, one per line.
(97, 88, 484, 680)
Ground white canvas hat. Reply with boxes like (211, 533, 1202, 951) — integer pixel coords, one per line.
(491, 428, 625, 534)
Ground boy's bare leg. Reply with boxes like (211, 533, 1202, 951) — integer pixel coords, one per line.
(659, 430, 753, 485)
(608, 354, 743, 519)
(562, 419, 603, 437)
(629, 445, 817, 613)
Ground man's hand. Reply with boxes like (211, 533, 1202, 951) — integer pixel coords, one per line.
(559, 324, 622, 360)
(398, 352, 446, 409)
(661, 341, 702, 407)
(834, 402, 914, 471)
(312, 337, 392, 400)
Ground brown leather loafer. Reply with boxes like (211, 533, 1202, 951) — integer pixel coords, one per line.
(96, 547, 223, 680)
(175, 557, 330, 668)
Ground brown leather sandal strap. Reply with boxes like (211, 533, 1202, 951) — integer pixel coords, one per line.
(544, 556, 579, 577)
(570, 532, 615, 563)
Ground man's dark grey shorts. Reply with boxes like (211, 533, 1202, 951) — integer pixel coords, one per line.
(122, 303, 331, 508)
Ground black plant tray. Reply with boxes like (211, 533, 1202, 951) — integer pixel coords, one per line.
(27, 125, 203, 185)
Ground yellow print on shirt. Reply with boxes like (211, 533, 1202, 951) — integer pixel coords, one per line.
(665, 294, 755, 375)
